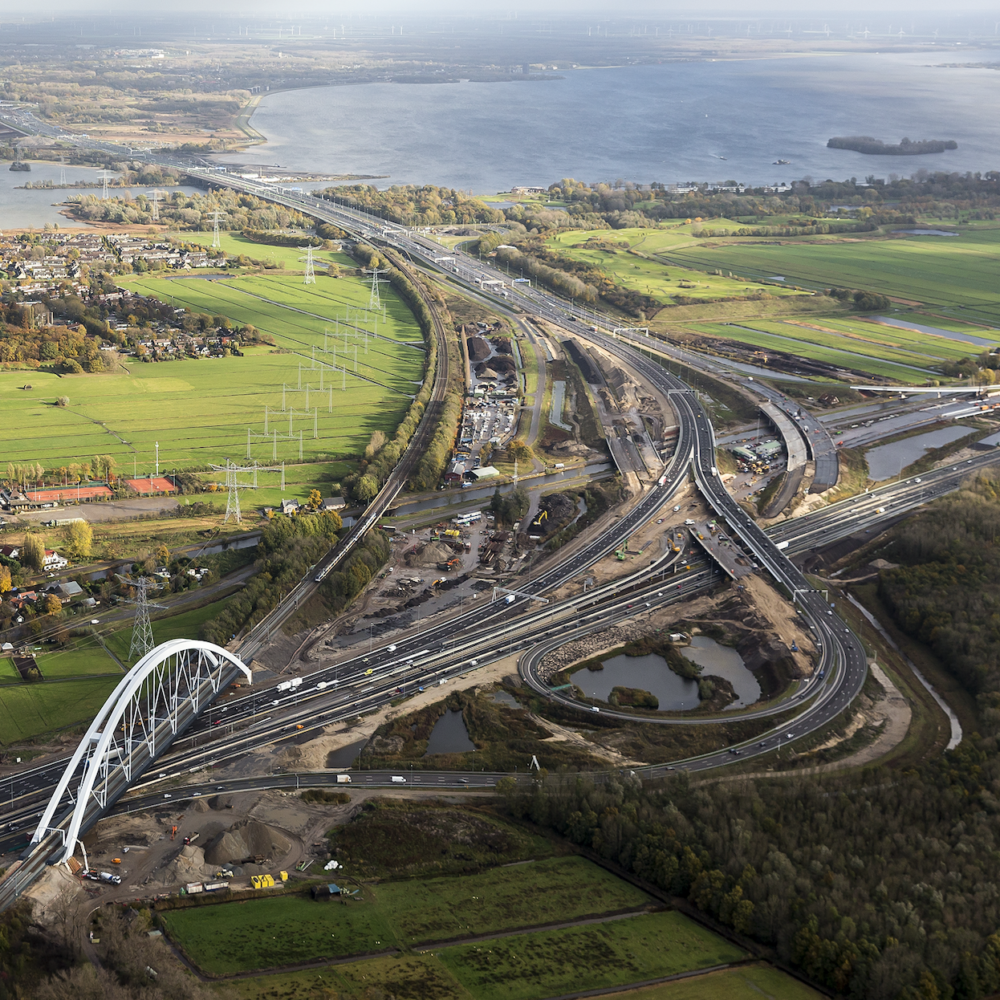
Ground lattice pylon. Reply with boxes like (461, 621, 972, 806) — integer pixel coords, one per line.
(300, 246, 316, 285)
(211, 210, 222, 249)
(224, 461, 241, 525)
(364, 266, 389, 310)
(116, 575, 165, 663)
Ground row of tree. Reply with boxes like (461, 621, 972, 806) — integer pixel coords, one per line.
(316, 183, 505, 227)
(200, 511, 342, 647)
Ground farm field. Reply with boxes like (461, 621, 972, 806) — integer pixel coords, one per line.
(664, 225, 1000, 323)
(435, 909, 746, 1000)
(547, 227, 810, 305)
(161, 857, 652, 975)
(166, 231, 346, 272)
(229, 954, 470, 1000)
(373, 855, 651, 944)
(600, 962, 824, 1000)
(0, 239, 425, 481)
(0, 674, 123, 745)
(686, 317, 963, 382)
(160, 893, 395, 975)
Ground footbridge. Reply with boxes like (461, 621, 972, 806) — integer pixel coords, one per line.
(32, 640, 249, 863)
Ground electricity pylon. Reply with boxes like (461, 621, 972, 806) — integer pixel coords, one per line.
(299, 246, 316, 285)
(364, 266, 389, 310)
(211, 210, 222, 249)
(116, 574, 167, 663)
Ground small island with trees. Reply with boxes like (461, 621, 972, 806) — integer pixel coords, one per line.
(827, 135, 958, 155)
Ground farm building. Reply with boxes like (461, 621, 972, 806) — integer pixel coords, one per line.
(310, 883, 341, 900)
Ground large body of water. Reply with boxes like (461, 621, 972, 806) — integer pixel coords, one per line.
(218, 51, 1000, 191)
(0, 162, 202, 229)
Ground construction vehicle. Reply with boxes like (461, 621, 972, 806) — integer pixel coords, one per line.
(170, 826, 177, 841)
(615, 536, 632, 561)
(183, 833, 200, 846)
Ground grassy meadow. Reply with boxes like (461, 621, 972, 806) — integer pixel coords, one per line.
(663, 223, 1000, 324)
(0, 235, 425, 478)
(224, 909, 751, 1000)
(547, 223, 1000, 383)
(548, 226, 812, 306)
(161, 856, 650, 975)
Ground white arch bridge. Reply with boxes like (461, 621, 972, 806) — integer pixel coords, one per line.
(32, 640, 250, 864)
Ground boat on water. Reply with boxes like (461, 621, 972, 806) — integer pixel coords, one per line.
(9, 160, 29, 172)
(773, 159, 790, 165)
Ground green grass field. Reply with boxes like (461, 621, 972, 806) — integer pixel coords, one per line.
(373, 856, 650, 945)
(160, 894, 395, 975)
(162, 856, 651, 975)
(228, 954, 470, 1000)
(0, 675, 123, 744)
(0, 235, 425, 479)
(688, 321, 942, 382)
(547, 227, 811, 306)
(102, 594, 235, 665)
(663, 224, 1000, 324)
(435, 910, 746, 1000)
(0, 591, 240, 743)
(601, 962, 823, 1000)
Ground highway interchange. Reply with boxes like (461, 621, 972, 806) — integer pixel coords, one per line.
(0, 144, 997, 904)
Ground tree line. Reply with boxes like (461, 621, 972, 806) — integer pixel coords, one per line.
(200, 511, 342, 647)
(315, 182, 506, 228)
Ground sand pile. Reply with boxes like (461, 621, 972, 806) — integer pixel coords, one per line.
(173, 845, 207, 882)
(406, 541, 457, 568)
(467, 336, 491, 362)
(204, 819, 291, 865)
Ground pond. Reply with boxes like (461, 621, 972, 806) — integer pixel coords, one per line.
(683, 636, 760, 709)
(326, 739, 367, 769)
(574, 638, 759, 712)
(866, 426, 972, 481)
(491, 690, 519, 709)
(575, 653, 700, 712)
(423, 709, 475, 755)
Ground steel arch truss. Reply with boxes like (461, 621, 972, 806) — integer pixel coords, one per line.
(32, 640, 251, 862)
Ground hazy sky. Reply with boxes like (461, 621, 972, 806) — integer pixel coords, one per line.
(5, 2, 999, 17)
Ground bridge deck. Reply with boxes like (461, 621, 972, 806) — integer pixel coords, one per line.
(759, 402, 807, 472)
(688, 523, 754, 580)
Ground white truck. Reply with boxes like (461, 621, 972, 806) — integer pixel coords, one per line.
(99, 872, 121, 885)
(336, 774, 352, 784)
(391, 775, 406, 783)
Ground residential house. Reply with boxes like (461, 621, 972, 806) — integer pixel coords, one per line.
(43, 550, 68, 571)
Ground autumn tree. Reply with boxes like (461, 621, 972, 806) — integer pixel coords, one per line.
(68, 520, 92, 559)
(20, 534, 44, 572)
(306, 489, 323, 511)
(0, 566, 10, 593)
(355, 474, 379, 505)
(364, 429, 387, 459)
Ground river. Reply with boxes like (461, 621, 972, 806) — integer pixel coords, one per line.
(215, 50, 1000, 192)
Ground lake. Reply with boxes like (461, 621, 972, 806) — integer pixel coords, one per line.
(216, 50, 1000, 192)
(0, 162, 201, 229)
(577, 638, 759, 711)
(866, 425, 972, 480)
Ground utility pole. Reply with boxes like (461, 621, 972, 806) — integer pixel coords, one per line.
(299, 246, 316, 285)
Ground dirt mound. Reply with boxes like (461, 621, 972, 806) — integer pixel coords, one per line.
(203, 819, 291, 865)
(191, 798, 209, 813)
(467, 336, 491, 362)
(406, 541, 457, 568)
